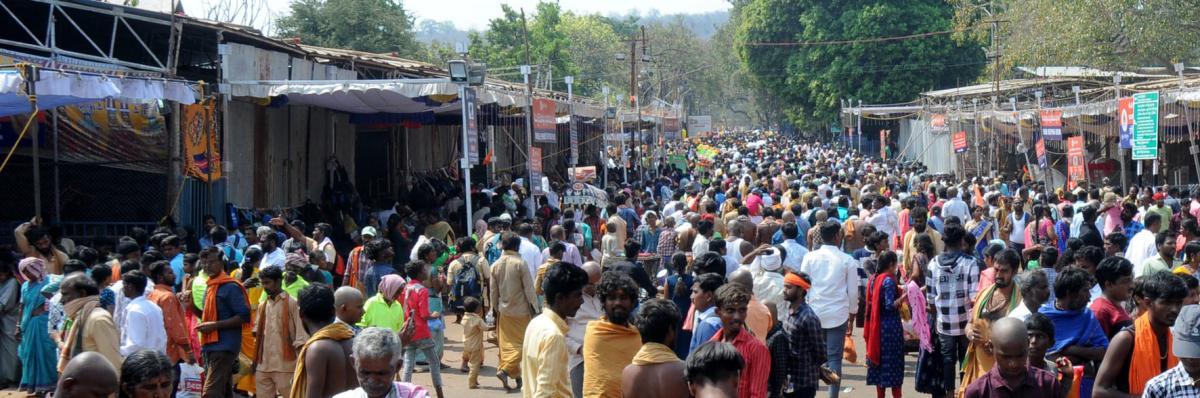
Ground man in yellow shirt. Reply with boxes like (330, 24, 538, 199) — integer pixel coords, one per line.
(491, 233, 539, 390)
(521, 262, 589, 397)
(903, 206, 943, 269)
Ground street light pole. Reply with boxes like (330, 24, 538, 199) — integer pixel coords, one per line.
(566, 75, 576, 170)
(520, 9, 536, 217)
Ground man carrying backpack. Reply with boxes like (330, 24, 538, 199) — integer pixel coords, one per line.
(448, 237, 490, 324)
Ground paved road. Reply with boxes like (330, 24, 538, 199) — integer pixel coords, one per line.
(2, 320, 927, 398)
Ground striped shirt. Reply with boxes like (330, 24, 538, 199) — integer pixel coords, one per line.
(711, 327, 771, 398)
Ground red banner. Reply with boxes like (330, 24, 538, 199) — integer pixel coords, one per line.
(952, 131, 968, 153)
(533, 98, 557, 143)
(1118, 97, 1134, 149)
(932, 114, 946, 129)
(1067, 136, 1085, 189)
(1040, 110, 1063, 140)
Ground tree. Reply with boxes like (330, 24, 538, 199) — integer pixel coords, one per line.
(950, 0, 1200, 70)
(199, 0, 274, 33)
(557, 13, 624, 97)
(735, 0, 985, 129)
(276, 0, 421, 57)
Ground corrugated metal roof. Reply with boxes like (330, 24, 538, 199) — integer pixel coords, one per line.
(1016, 66, 1173, 79)
(922, 78, 1077, 98)
(298, 45, 441, 72)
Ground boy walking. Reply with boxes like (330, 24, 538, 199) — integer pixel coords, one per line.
(461, 297, 486, 389)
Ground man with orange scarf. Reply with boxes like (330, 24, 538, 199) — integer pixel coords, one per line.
(253, 266, 309, 398)
(195, 247, 251, 398)
(583, 272, 643, 398)
(1094, 271, 1188, 397)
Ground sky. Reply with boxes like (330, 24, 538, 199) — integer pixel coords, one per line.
(181, 0, 732, 31)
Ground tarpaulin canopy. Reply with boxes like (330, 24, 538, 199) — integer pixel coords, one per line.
(0, 68, 196, 117)
(227, 79, 528, 114)
(227, 78, 607, 117)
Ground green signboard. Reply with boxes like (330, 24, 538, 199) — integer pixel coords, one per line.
(669, 154, 688, 171)
(1131, 91, 1159, 160)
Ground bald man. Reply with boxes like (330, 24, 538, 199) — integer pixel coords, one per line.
(55, 352, 119, 398)
(963, 318, 1064, 398)
(333, 286, 365, 333)
(729, 269, 773, 343)
(567, 262, 604, 398)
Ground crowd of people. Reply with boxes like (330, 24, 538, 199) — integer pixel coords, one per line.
(7, 130, 1200, 398)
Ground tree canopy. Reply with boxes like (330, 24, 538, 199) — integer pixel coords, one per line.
(735, 0, 985, 129)
(950, 0, 1200, 71)
(276, 0, 421, 55)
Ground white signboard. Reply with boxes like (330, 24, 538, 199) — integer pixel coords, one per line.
(688, 115, 713, 136)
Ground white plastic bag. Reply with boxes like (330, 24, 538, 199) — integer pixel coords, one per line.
(177, 363, 204, 398)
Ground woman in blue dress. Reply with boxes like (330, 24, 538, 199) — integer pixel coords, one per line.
(864, 251, 904, 398)
(17, 258, 58, 395)
(661, 253, 693, 359)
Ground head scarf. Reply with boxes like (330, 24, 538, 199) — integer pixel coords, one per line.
(784, 272, 810, 290)
(285, 252, 308, 270)
(753, 249, 783, 272)
(378, 274, 406, 300)
(18, 257, 46, 282)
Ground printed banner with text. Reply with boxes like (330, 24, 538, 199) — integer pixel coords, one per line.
(533, 98, 557, 143)
(1067, 136, 1085, 189)
(1035, 132, 1047, 168)
(1118, 97, 1134, 149)
(529, 146, 544, 195)
(182, 99, 222, 181)
(953, 131, 968, 153)
(1040, 110, 1062, 141)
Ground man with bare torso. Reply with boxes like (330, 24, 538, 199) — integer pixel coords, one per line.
(621, 298, 688, 398)
(292, 284, 357, 398)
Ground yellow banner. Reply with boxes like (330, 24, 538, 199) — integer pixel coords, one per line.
(182, 99, 221, 181)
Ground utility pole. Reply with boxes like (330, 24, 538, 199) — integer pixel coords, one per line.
(973, 98, 980, 175)
(1072, 85, 1090, 187)
(856, 100, 863, 154)
(1012, 97, 1033, 184)
(520, 9, 536, 217)
(625, 27, 648, 183)
(1115, 73, 1127, 190)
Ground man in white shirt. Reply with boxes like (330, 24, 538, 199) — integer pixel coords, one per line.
(109, 267, 155, 342)
(517, 223, 545, 277)
(799, 221, 859, 398)
(941, 187, 970, 223)
(1126, 212, 1162, 275)
(565, 263, 603, 398)
(254, 226, 286, 270)
(779, 223, 809, 274)
(866, 195, 898, 248)
(118, 271, 166, 357)
(691, 219, 714, 257)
